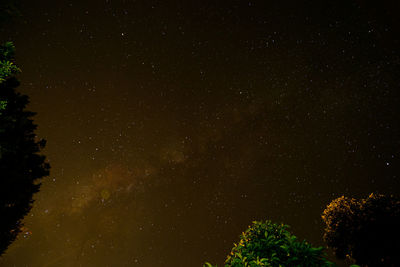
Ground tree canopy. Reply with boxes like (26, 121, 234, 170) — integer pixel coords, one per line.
(0, 42, 20, 84)
(204, 220, 333, 267)
(322, 193, 400, 267)
(0, 42, 50, 256)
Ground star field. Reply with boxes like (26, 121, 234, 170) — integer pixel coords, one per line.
(0, 1, 399, 266)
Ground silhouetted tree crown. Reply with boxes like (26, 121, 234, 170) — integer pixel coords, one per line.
(0, 42, 50, 256)
(322, 193, 400, 267)
(204, 220, 334, 267)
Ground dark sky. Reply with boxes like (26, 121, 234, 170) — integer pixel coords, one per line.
(1, 1, 399, 266)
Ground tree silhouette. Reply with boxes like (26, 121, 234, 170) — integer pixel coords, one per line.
(322, 193, 400, 267)
(204, 220, 333, 267)
(0, 42, 50, 256)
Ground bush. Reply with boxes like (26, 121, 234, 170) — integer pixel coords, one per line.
(204, 220, 333, 267)
(322, 193, 400, 267)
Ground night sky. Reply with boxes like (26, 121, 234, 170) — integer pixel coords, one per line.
(1, 1, 400, 266)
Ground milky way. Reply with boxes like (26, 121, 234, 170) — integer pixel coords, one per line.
(0, 1, 399, 266)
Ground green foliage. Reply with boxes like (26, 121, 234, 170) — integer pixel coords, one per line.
(322, 193, 400, 267)
(205, 220, 334, 267)
(0, 60, 20, 83)
(0, 42, 20, 83)
(0, 100, 6, 110)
